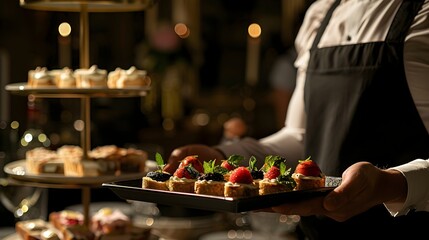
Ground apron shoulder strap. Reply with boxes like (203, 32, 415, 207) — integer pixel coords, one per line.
(386, 0, 424, 43)
(311, 0, 341, 50)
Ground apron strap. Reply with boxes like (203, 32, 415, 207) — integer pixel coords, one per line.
(311, 0, 341, 50)
(386, 0, 424, 43)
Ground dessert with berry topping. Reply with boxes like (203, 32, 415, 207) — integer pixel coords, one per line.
(259, 161, 295, 195)
(91, 207, 130, 237)
(224, 166, 258, 198)
(292, 157, 326, 190)
(194, 160, 228, 196)
(48, 210, 95, 240)
(168, 160, 201, 193)
(142, 153, 172, 191)
(221, 154, 244, 181)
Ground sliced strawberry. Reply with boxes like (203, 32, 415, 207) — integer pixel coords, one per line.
(264, 166, 281, 180)
(179, 155, 204, 173)
(221, 154, 244, 171)
(294, 158, 322, 177)
(221, 160, 235, 171)
(174, 167, 191, 179)
(229, 166, 253, 184)
(174, 165, 200, 179)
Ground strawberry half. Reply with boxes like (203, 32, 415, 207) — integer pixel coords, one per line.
(179, 155, 204, 173)
(229, 166, 253, 184)
(264, 166, 281, 180)
(294, 158, 322, 177)
(174, 165, 200, 179)
(220, 154, 244, 171)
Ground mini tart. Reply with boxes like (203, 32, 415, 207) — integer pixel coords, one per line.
(57, 68, 76, 88)
(258, 178, 293, 195)
(116, 66, 151, 88)
(224, 182, 258, 198)
(91, 207, 130, 235)
(168, 176, 196, 193)
(195, 180, 225, 196)
(75, 65, 107, 88)
(142, 176, 170, 191)
(292, 173, 325, 190)
(15, 219, 49, 240)
(30, 68, 56, 87)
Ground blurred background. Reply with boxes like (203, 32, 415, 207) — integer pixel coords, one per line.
(0, 0, 313, 236)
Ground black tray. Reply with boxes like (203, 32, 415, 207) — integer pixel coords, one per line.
(103, 179, 338, 213)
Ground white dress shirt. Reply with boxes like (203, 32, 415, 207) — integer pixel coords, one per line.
(217, 0, 429, 216)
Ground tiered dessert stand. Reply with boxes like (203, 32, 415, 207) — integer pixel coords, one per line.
(3, 0, 156, 226)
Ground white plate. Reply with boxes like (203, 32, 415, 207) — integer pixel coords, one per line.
(4, 160, 145, 185)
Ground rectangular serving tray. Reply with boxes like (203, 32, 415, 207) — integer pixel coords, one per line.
(103, 179, 338, 213)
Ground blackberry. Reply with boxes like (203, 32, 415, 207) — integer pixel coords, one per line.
(146, 171, 171, 182)
(198, 172, 224, 182)
(251, 170, 264, 180)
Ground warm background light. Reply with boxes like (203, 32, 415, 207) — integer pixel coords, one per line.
(58, 22, 71, 37)
(248, 23, 261, 38)
(174, 22, 190, 39)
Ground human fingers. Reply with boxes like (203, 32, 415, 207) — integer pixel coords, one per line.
(323, 163, 369, 211)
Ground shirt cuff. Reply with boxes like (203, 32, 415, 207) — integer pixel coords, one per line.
(384, 159, 429, 217)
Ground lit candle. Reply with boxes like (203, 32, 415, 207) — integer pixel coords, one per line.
(245, 23, 262, 86)
(58, 22, 72, 68)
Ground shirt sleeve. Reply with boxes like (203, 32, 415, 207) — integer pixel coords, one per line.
(384, 159, 429, 216)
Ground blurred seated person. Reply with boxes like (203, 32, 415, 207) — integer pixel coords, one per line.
(220, 117, 248, 145)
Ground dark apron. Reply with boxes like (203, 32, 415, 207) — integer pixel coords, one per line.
(301, 0, 429, 239)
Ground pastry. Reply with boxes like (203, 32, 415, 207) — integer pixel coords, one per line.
(292, 157, 326, 190)
(59, 145, 99, 177)
(25, 147, 63, 175)
(118, 147, 147, 174)
(142, 152, 171, 191)
(89, 145, 121, 175)
(116, 66, 151, 88)
(28, 66, 45, 86)
(49, 210, 95, 240)
(259, 161, 295, 195)
(224, 166, 258, 198)
(107, 67, 123, 88)
(15, 219, 49, 240)
(28, 67, 55, 88)
(49, 210, 84, 230)
(75, 65, 107, 88)
(168, 164, 201, 193)
(57, 68, 76, 88)
(108, 66, 151, 88)
(91, 207, 131, 236)
(194, 160, 227, 196)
